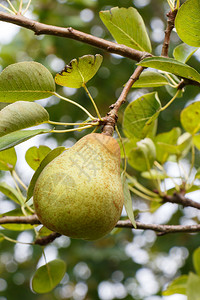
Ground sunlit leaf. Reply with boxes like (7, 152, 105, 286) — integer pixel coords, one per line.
(119, 138, 138, 158)
(155, 127, 181, 164)
(121, 173, 136, 228)
(0, 61, 55, 102)
(100, 7, 152, 52)
(131, 71, 169, 88)
(187, 272, 200, 300)
(193, 134, 200, 150)
(175, 0, 200, 47)
(0, 182, 23, 204)
(173, 43, 198, 63)
(180, 102, 200, 134)
(0, 101, 49, 138)
(0, 147, 17, 171)
(128, 138, 156, 171)
(0, 129, 51, 152)
(138, 57, 200, 83)
(193, 248, 200, 276)
(26, 146, 66, 201)
(55, 54, 103, 88)
(123, 92, 161, 139)
(162, 275, 188, 296)
(25, 146, 51, 171)
(38, 226, 54, 237)
(32, 259, 66, 294)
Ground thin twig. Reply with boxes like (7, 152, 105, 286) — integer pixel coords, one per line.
(0, 11, 149, 62)
(161, 9, 177, 57)
(163, 192, 200, 210)
(34, 232, 61, 246)
(102, 65, 145, 136)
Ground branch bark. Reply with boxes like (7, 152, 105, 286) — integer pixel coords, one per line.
(116, 220, 200, 234)
(102, 65, 146, 136)
(163, 192, 200, 210)
(0, 11, 150, 62)
(1, 214, 200, 236)
(161, 9, 177, 57)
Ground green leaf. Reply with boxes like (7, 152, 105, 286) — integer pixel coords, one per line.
(138, 56, 200, 83)
(26, 146, 66, 201)
(173, 43, 198, 63)
(155, 127, 181, 164)
(0, 129, 51, 151)
(193, 134, 200, 150)
(175, 0, 200, 47)
(128, 138, 156, 171)
(193, 248, 200, 276)
(25, 146, 51, 171)
(123, 92, 161, 139)
(119, 138, 138, 158)
(0, 209, 33, 231)
(55, 54, 103, 88)
(187, 272, 200, 300)
(131, 71, 169, 88)
(181, 102, 200, 134)
(0, 147, 17, 171)
(162, 275, 188, 296)
(99, 7, 151, 52)
(121, 173, 136, 228)
(32, 259, 66, 294)
(0, 101, 49, 138)
(165, 84, 183, 98)
(38, 226, 54, 237)
(177, 132, 193, 158)
(0, 61, 55, 102)
(0, 182, 23, 204)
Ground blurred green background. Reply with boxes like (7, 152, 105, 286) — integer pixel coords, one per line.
(0, 0, 200, 299)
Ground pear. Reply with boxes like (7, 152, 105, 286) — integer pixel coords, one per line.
(33, 133, 124, 240)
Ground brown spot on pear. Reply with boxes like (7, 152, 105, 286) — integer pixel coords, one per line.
(33, 133, 124, 240)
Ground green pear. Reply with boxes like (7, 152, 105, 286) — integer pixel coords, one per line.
(33, 133, 124, 240)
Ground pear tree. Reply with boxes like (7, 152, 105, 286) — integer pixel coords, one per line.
(0, 0, 200, 297)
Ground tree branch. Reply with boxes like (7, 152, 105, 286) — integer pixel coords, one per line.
(1, 214, 200, 236)
(0, 214, 41, 225)
(34, 232, 61, 246)
(0, 11, 150, 62)
(102, 65, 145, 136)
(161, 9, 177, 57)
(163, 192, 200, 210)
(116, 220, 200, 234)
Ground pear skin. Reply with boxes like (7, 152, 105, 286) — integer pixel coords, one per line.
(33, 133, 124, 240)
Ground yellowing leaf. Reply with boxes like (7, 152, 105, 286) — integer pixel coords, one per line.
(55, 54, 103, 88)
(25, 146, 51, 171)
(181, 101, 200, 134)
